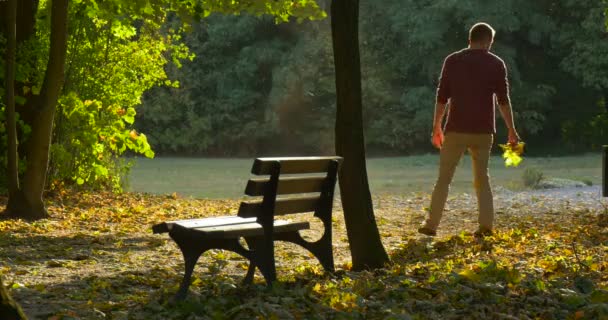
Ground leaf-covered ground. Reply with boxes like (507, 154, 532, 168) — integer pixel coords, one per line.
(1, 187, 607, 319)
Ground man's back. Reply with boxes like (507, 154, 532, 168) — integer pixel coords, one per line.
(437, 48, 509, 134)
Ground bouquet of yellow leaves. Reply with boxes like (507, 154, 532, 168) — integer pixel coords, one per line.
(498, 142, 525, 167)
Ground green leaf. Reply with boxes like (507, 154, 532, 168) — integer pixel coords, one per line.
(590, 290, 608, 303)
(122, 108, 136, 124)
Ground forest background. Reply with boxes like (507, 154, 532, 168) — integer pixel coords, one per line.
(1, 0, 608, 192)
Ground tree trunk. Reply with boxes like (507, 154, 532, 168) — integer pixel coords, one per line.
(330, 0, 389, 270)
(5, 0, 20, 198)
(4, 0, 69, 220)
(0, 276, 27, 320)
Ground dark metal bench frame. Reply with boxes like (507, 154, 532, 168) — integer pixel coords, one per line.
(152, 156, 341, 300)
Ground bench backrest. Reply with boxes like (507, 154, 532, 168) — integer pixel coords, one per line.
(237, 157, 342, 227)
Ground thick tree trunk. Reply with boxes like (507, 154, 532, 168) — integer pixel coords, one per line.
(4, 0, 69, 220)
(330, 0, 389, 270)
(0, 276, 27, 320)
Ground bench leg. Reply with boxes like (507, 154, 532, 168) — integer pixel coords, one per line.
(311, 239, 335, 273)
(257, 252, 276, 286)
(243, 236, 276, 286)
(257, 236, 277, 286)
(243, 263, 256, 284)
(242, 237, 257, 284)
(174, 245, 206, 301)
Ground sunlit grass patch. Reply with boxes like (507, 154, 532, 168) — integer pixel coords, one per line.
(128, 154, 602, 198)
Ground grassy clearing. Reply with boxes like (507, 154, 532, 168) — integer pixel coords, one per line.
(128, 154, 602, 198)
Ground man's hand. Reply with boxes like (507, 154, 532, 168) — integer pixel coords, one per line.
(432, 127, 444, 149)
(431, 102, 447, 149)
(507, 127, 519, 146)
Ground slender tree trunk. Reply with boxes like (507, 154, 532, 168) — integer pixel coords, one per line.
(0, 276, 27, 320)
(5, 0, 69, 220)
(330, 0, 389, 270)
(5, 0, 20, 197)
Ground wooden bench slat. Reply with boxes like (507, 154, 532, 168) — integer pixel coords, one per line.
(252, 156, 342, 175)
(152, 216, 256, 234)
(193, 220, 310, 238)
(245, 176, 325, 196)
(238, 195, 320, 217)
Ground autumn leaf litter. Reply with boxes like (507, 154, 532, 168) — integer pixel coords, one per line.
(0, 186, 607, 319)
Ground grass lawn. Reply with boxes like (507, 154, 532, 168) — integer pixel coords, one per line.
(127, 153, 602, 198)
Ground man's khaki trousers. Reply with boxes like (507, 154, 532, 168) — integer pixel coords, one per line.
(425, 132, 494, 231)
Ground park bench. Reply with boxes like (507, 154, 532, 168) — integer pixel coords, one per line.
(152, 156, 342, 300)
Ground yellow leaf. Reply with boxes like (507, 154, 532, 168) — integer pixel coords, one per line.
(192, 277, 203, 286)
(459, 268, 479, 281)
(11, 282, 24, 289)
(312, 283, 323, 293)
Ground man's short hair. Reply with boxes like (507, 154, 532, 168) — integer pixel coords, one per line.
(469, 22, 495, 43)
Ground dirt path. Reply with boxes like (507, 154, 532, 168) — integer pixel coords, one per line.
(493, 185, 606, 214)
(525, 185, 602, 199)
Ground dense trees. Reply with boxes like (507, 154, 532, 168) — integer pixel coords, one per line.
(139, 1, 608, 157)
(1, 1, 607, 207)
(0, 0, 326, 218)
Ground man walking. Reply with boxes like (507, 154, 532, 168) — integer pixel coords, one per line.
(418, 22, 519, 237)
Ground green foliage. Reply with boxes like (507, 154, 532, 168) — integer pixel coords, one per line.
(557, 0, 608, 91)
(0, 0, 327, 191)
(267, 21, 336, 154)
(561, 97, 608, 152)
(50, 94, 154, 191)
(45, 0, 185, 190)
(139, 14, 333, 155)
(136, 1, 608, 156)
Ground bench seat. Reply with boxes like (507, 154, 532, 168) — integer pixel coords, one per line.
(154, 217, 310, 238)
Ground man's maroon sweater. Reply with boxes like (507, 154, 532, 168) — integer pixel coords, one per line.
(436, 48, 510, 134)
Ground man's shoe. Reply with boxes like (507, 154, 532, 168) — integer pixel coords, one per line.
(474, 227, 493, 238)
(418, 226, 437, 236)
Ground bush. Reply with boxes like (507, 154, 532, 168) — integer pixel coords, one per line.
(522, 168, 545, 189)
